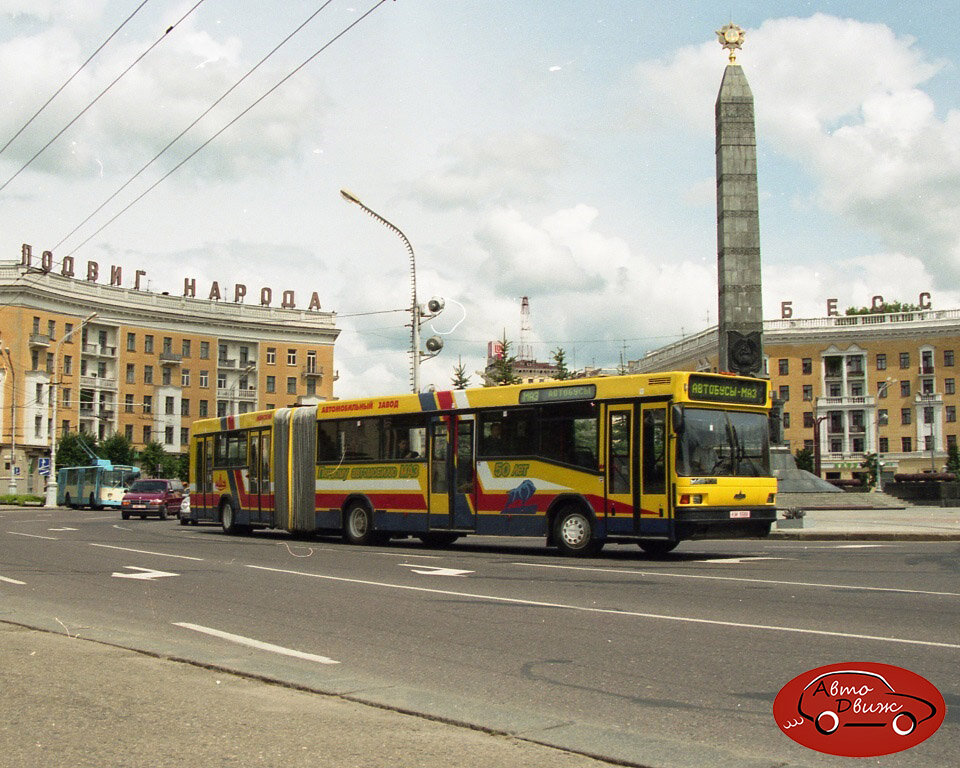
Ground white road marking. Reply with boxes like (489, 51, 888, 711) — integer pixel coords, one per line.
(90, 543, 203, 561)
(7, 531, 57, 540)
(0, 574, 26, 585)
(399, 563, 473, 576)
(173, 622, 339, 664)
(699, 556, 785, 564)
(247, 565, 960, 650)
(514, 562, 960, 598)
(112, 566, 179, 580)
(48, 527, 78, 532)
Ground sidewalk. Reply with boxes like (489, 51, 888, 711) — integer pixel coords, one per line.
(771, 504, 960, 540)
(0, 621, 612, 768)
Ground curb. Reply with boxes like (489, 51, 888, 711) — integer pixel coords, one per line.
(769, 531, 960, 541)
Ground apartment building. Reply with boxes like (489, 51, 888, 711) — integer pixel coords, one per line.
(631, 309, 960, 480)
(0, 260, 338, 494)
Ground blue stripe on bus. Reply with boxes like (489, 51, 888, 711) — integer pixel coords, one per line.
(418, 392, 438, 412)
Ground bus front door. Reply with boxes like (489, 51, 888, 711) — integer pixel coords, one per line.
(428, 415, 476, 531)
(639, 404, 669, 529)
(247, 430, 272, 525)
(606, 405, 634, 525)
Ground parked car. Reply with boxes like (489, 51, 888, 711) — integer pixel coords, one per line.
(121, 478, 185, 520)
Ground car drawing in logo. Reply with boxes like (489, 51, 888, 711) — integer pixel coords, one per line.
(797, 669, 938, 737)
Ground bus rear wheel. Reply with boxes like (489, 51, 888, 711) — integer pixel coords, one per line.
(554, 508, 603, 556)
(638, 539, 678, 556)
(221, 499, 240, 535)
(344, 503, 374, 545)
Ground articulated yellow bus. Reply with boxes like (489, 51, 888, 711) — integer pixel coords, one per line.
(185, 372, 776, 555)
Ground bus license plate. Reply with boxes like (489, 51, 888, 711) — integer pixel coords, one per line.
(730, 510, 750, 519)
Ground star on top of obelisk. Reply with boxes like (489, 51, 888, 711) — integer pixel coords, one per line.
(716, 23, 745, 64)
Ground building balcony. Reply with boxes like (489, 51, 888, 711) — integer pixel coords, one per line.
(79, 374, 118, 390)
(159, 352, 183, 365)
(301, 364, 324, 379)
(816, 395, 873, 409)
(29, 333, 51, 347)
(82, 343, 117, 357)
(217, 358, 237, 369)
(916, 393, 943, 405)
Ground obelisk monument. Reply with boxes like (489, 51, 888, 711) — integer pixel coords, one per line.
(715, 23, 763, 376)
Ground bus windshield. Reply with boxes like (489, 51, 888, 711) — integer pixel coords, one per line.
(676, 407, 770, 477)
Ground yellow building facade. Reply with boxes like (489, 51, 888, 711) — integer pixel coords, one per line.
(632, 309, 960, 480)
(0, 259, 338, 495)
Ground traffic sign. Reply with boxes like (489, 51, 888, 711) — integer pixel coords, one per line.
(38, 458, 51, 476)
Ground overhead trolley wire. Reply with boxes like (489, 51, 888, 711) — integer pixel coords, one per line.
(61, 0, 393, 259)
(0, 0, 154, 158)
(55, 0, 338, 252)
(0, 0, 208, 195)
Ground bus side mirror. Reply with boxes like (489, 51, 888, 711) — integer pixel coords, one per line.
(672, 405, 684, 435)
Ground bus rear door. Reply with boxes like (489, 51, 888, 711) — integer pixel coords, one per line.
(246, 429, 272, 525)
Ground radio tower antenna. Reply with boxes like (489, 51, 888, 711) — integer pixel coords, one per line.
(518, 296, 533, 361)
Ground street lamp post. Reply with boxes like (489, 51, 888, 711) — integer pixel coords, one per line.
(340, 189, 443, 393)
(812, 414, 828, 478)
(2, 347, 15, 495)
(875, 377, 893, 492)
(45, 312, 98, 508)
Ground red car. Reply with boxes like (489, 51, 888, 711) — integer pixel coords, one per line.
(121, 478, 185, 520)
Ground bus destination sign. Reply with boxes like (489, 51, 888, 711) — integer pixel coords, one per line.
(688, 374, 767, 406)
(519, 384, 597, 405)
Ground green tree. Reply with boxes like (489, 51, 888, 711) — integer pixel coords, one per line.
(54, 432, 99, 468)
(137, 441, 168, 478)
(860, 452, 878, 486)
(552, 347, 570, 380)
(451, 356, 471, 389)
(99, 433, 136, 465)
(487, 331, 521, 386)
(947, 443, 960, 475)
(794, 446, 813, 473)
(845, 300, 923, 315)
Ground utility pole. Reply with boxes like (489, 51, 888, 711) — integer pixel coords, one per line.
(2, 347, 16, 495)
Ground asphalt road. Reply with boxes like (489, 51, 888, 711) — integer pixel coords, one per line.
(1, 506, 957, 768)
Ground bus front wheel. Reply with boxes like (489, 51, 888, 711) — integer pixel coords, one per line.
(221, 499, 240, 535)
(554, 508, 603, 556)
(344, 503, 374, 545)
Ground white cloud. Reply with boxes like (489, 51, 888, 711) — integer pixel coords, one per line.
(632, 13, 960, 289)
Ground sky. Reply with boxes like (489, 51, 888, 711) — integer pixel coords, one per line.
(2, 1, 960, 397)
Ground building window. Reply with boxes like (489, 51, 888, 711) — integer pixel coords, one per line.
(239, 346, 249, 365)
(126, 332, 136, 351)
(878, 408, 888, 426)
(901, 408, 911, 425)
(143, 395, 153, 414)
(782, 412, 791, 429)
(877, 381, 888, 399)
(266, 347, 276, 365)
(48, 319, 56, 340)
(32, 316, 40, 334)
(165, 396, 175, 415)
(900, 380, 910, 398)
(945, 350, 955, 367)
(287, 376, 297, 394)
(879, 437, 889, 453)
(199, 400, 208, 417)
(948, 434, 957, 449)
(143, 426, 152, 443)
(181, 369, 190, 387)
(306, 350, 318, 373)
(200, 341, 210, 359)
(62, 388, 71, 408)
(144, 365, 153, 384)
(217, 373, 227, 390)
(144, 335, 154, 354)
(162, 366, 172, 386)
(36, 382, 44, 405)
(803, 412, 814, 428)
(266, 375, 275, 393)
(182, 339, 191, 358)
(901, 436, 912, 452)
(287, 349, 297, 366)
(899, 352, 910, 369)
(801, 358, 812, 375)
(802, 384, 813, 401)
(126, 364, 135, 383)
(924, 406, 934, 424)
(124, 424, 133, 441)
(165, 426, 174, 445)
(218, 344, 228, 361)
(778, 385, 789, 402)
(922, 378, 934, 395)
(306, 378, 316, 396)
(63, 355, 72, 375)
(46, 353, 54, 373)
(124, 394, 134, 413)
(849, 382, 863, 397)
(217, 400, 227, 417)
(180, 428, 189, 445)
(162, 337, 173, 354)
(778, 359, 789, 376)
(947, 405, 956, 423)
(945, 378, 955, 395)
(64, 323, 73, 341)
(199, 370, 209, 388)
(181, 398, 190, 416)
